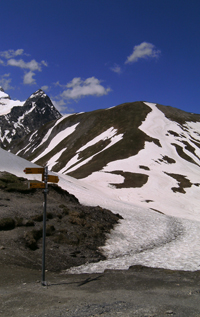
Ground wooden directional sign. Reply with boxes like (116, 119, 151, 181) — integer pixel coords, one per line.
(29, 182, 45, 189)
(42, 175, 59, 183)
(24, 167, 44, 174)
(24, 167, 59, 185)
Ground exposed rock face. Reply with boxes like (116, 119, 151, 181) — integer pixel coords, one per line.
(0, 89, 61, 149)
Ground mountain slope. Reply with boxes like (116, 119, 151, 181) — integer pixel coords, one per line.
(1, 147, 200, 273)
(9, 101, 200, 219)
(0, 88, 61, 149)
(11, 101, 160, 173)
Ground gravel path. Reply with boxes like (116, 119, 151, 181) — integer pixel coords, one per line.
(1, 264, 200, 316)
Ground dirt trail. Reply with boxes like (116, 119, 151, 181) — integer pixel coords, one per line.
(1, 264, 200, 317)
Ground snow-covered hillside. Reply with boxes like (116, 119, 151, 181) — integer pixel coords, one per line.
(81, 102, 200, 220)
(1, 98, 200, 274)
(13, 101, 200, 221)
(1, 145, 200, 274)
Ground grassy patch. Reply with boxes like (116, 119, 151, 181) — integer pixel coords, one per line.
(162, 155, 176, 164)
(171, 143, 199, 166)
(181, 140, 199, 158)
(156, 104, 200, 124)
(0, 172, 33, 193)
(110, 171, 149, 188)
(158, 155, 176, 164)
(24, 228, 43, 250)
(165, 172, 193, 194)
(139, 165, 150, 170)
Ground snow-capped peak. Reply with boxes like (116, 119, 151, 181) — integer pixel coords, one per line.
(0, 88, 62, 148)
(28, 89, 47, 100)
(0, 89, 24, 116)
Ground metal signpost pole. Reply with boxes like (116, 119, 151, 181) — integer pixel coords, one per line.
(42, 165, 48, 286)
(24, 166, 59, 286)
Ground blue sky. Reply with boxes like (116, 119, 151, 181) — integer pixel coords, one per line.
(0, 0, 199, 114)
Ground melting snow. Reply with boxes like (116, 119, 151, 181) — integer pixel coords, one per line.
(59, 127, 123, 174)
(32, 123, 79, 163)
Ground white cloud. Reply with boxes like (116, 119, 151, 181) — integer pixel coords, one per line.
(41, 60, 48, 67)
(51, 98, 74, 113)
(23, 71, 36, 85)
(0, 49, 24, 59)
(7, 58, 43, 71)
(125, 42, 161, 64)
(54, 81, 63, 87)
(41, 85, 49, 91)
(110, 64, 122, 74)
(61, 77, 111, 100)
(0, 49, 48, 86)
(0, 74, 13, 90)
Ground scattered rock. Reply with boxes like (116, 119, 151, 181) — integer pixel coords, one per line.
(165, 310, 174, 315)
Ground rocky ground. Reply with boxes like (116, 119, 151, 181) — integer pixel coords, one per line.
(1, 264, 200, 316)
(0, 172, 121, 271)
(1, 172, 200, 316)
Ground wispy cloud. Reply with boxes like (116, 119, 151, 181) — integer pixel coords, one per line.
(53, 81, 65, 88)
(41, 85, 49, 92)
(110, 64, 122, 74)
(51, 98, 74, 113)
(0, 49, 24, 59)
(7, 58, 47, 72)
(125, 42, 161, 64)
(60, 77, 111, 100)
(23, 71, 36, 85)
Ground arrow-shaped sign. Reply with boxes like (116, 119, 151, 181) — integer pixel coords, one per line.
(24, 167, 59, 184)
(29, 182, 46, 189)
(42, 175, 59, 183)
(24, 167, 44, 174)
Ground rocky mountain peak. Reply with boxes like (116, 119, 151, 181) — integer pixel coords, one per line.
(0, 89, 62, 149)
(27, 89, 47, 101)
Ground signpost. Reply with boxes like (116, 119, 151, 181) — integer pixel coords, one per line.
(29, 182, 46, 189)
(42, 166, 48, 286)
(23, 167, 44, 174)
(42, 174, 59, 183)
(24, 166, 59, 286)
